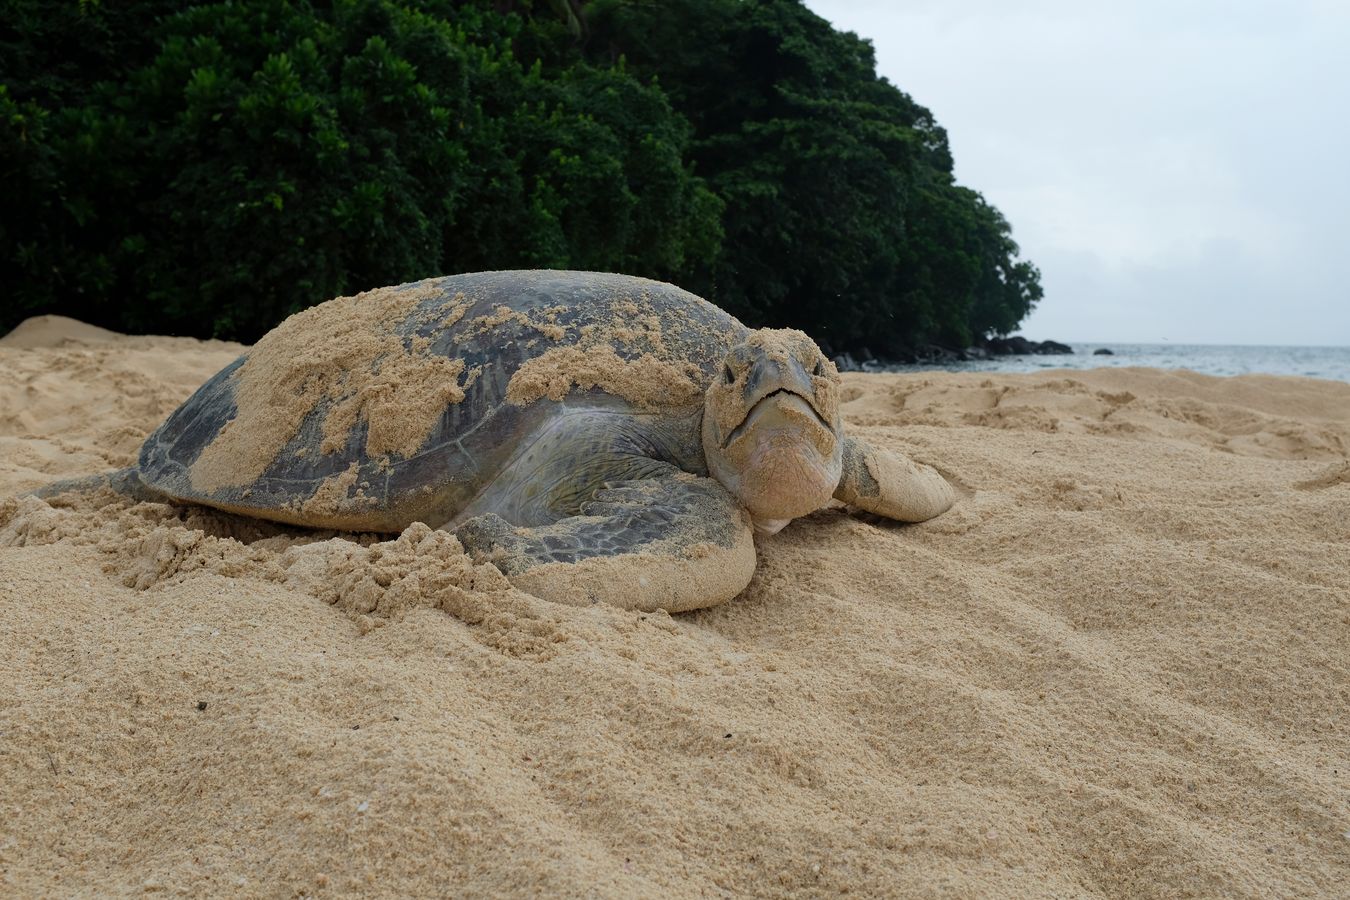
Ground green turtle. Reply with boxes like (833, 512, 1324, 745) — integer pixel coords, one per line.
(37, 270, 955, 611)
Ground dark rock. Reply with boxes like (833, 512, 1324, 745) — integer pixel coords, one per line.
(984, 336, 1032, 355)
(984, 336, 1073, 356)
(1093, 348, 1115, 356)
(832, 352, 861, 372)
(836, 337, 1072, 367)
(913, 344, 962, 365)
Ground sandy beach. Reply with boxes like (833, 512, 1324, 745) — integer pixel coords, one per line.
(1, 316, 1347, 897)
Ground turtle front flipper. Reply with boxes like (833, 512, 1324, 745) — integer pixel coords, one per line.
(454, 470, 755, 613)
(833, 435, 956, 523)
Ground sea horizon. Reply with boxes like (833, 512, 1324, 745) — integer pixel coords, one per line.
(894, 341, 1350, 383)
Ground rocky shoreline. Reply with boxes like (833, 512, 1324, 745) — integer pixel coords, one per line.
(832, 336, 1074, 371)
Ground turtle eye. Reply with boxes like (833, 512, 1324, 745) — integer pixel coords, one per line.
(812, 359, 825, 376)
(723, 364, 736, 384)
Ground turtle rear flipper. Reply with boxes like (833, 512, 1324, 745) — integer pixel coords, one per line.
(31, 467, 169, 504)
(833, 436, 955, 523)
(455, 471, 755, 613)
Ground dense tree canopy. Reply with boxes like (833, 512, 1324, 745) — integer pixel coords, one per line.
(1, 0, 1041, 354)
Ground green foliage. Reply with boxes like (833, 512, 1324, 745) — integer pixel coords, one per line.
(1, 0, 1040, 352)
(585, 0, 1041, 353)
(1, 0, 716, 338)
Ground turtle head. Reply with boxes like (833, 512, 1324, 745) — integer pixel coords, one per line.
(702, 329, 844, 534)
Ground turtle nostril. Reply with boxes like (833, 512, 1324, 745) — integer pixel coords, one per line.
(723, 364, 735, 384)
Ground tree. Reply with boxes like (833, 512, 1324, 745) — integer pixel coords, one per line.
(1, 0, 1040, 352)
(585, 0, 1040, 353)
(1, 0, 717, 339)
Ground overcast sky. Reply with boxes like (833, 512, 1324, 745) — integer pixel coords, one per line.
(804, 0, 1349, 345)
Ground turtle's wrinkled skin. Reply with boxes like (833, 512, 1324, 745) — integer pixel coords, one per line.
(38, 271, 956, 611)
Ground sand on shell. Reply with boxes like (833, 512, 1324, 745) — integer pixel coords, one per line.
(2, 318, 1348, 897)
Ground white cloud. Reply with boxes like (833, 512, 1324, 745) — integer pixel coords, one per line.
(804, 0, 1350, 344)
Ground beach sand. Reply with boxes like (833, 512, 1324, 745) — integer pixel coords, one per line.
(1, 316, 1347, 896)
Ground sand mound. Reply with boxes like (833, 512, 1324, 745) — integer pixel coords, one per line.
(0, 317, 243, 493)
(0, 314, 127, 349)
(1, 321, 1347, 896)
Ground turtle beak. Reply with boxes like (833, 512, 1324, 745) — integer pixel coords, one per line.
(724, 354, 832, 447)
(746, 354, 821, 411)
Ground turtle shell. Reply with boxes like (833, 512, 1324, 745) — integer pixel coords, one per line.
(137, 270, 747, 531)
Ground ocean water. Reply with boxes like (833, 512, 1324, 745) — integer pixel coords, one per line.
(890, 343, 1350, 383)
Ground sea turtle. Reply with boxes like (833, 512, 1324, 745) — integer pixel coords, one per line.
(38, 270, 955, 611)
